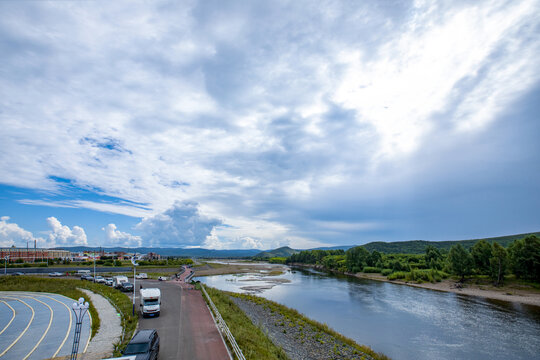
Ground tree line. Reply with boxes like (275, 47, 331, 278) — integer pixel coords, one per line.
(286, 235, 540, 285)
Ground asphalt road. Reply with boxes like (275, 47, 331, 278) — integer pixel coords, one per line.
(134, 279, 230, 360)
(0, 292, 91, 359)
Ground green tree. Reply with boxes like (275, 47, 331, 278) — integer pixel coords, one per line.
(345, 246, 370, 273)
(489, 242, 507, 286)
(508, 235, 540, 281)
(448, 244, 474, 282)
(471, 239, 492, 274)
(425, 245, 443, 269)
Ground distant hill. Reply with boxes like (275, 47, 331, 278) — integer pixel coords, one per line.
(360, 232, 540, 254)
(254, 246, 300, 258)
(310, 245, 355, 251)
(53, 246, 260, 258)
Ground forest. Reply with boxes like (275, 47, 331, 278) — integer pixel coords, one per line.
(285, 235, 540, 285)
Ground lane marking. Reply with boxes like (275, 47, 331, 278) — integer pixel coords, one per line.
(83, 308, 92, 353)
(38, 294, 73, 358)
(0, 301, 16, 336)
(22, 295, 54, 360)
(0, 296, 35, 358)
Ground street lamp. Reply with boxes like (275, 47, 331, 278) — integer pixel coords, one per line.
(70, 297, 89, 360)
(4, 256, 9, 275)
(92, 252, 96, 282)
(131, 255, 139, 315)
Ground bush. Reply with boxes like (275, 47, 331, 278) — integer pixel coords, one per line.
(381, 269, 393, 276)
(362, 267, 381, 273)
(388, 271, 407, 280)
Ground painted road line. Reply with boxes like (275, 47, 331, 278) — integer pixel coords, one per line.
(22, 295, 54, 360)
(83, 308, 92, 353)
(39, 294, 73, 358)
(0, 297, 35, 358)
(0, 301, 15, 336)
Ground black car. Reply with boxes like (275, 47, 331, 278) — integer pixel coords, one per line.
(123, 329, 159, 360)
(120, 282, 134, 292)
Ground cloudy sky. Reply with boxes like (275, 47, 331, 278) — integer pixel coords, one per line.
(1, 0, 539, 250)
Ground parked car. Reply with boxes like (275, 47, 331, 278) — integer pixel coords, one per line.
(83, 275, 94, 282)
(158, 276, 167, 281)
(120, 282, 134, 292)
(11, 272, 24, 276)
(136, 273, 148, 279)
(94, 276, 106, 283)
(48, 272, 63, 277)
(122, 329, 159, 360)
(105, 278, 113, 286)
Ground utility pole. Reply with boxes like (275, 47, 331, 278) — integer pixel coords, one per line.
(131, 255, 139, 315)
(4, 256, 9, 275)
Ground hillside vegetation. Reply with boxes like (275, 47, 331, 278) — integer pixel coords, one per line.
(361, 232, 540, 254)
(254, 246, 300, 259)
(286, 234, 540, 285)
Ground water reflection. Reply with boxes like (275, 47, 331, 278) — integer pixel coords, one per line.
(197, 267, 540, 360)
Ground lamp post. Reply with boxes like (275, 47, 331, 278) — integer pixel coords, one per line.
(92, 252, 96, 282)
(70, 297, 89, 360)
(4, 256, 9, 275)
(131, 255, 139, 315)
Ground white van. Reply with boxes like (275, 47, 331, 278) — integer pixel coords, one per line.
(140, 288, 161, 317)
(113, 275, 129, 289)
(77, 270, 91, 277)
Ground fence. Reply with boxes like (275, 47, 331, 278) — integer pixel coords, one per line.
(200, 284, 246, 360)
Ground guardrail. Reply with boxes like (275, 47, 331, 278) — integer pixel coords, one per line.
(200, 284, 246, 360)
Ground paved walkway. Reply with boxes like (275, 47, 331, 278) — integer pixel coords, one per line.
(79, 289, 122, 360)
(0, 291, 91, 360)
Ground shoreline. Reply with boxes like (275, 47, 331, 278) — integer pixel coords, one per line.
(292, 264, 540, 307)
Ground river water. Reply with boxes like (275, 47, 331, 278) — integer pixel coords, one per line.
(197, 266, 540, 360)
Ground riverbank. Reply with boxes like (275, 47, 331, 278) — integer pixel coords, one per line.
(293, 264, 540, 307)
(194, 261, 286, 277)
(202, 285, 390, 360)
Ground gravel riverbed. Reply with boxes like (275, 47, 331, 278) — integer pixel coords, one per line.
(231, 297, 375, 360)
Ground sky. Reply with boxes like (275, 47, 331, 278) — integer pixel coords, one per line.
(0, 0, 539, 250)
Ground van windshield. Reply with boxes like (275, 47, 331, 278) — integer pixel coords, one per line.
(143, 299, 159, 306)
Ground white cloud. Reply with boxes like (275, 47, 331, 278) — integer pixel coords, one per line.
(0, 1, 539, 248)
(47, 217, 87, 246)
(136, 201, 221, 247)
(0, 216, 45, 248)
(102, 224, 142, 247)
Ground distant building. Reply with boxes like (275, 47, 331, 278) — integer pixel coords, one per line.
(0, 247, 70, 262)
(144, 252, 161, 260)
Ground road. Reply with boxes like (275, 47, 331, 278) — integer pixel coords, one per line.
(134, 279, 230, 360)
(0, 292, 91, 359)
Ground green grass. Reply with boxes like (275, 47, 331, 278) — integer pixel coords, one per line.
(0, 276, 137, 354)
(201, 285, 289, 360)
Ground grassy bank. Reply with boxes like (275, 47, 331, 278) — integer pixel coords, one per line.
(201, 285, 289, 360)
(0, 276, 137, 353)
(231, 292, 390, 360)
(201, 285, 390, 360)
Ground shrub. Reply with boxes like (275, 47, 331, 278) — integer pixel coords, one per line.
(388, 271, 407, 280)
(381, 269, 393, 276)
(362, 267, 381, 273)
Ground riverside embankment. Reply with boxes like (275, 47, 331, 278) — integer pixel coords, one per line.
(198, 266, 540, 360)
(290, 263, 540, 307)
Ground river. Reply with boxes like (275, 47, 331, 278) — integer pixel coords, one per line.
(197, 266, 540, 360)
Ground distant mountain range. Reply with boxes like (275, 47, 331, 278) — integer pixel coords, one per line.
(55, 231, 539, 258)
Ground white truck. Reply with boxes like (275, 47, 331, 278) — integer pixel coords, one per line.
(139, 288, 161, 317)
(113, 275, 129, 289)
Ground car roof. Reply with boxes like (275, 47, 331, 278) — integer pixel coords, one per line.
(130, 329, 156, 343)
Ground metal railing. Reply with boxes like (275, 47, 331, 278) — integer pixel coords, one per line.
(200, 284, 246, 360)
